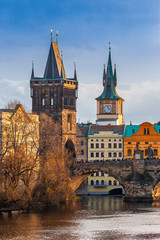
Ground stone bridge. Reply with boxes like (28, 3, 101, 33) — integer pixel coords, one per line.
(69, 159, 160, 202)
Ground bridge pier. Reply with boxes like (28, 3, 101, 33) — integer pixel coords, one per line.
(124, 173, 153, 202)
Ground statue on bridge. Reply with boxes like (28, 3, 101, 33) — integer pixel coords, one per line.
(134, 142, 143, 160)
(147, 144, 154, 158)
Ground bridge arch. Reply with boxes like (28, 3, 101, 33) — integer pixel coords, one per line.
(70, 164, 127, 193)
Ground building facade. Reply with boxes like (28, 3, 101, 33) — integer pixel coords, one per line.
(76, 124, 90, 162)
(88, 125, 124, 161)
(124, 122, 160, 159)
(30, 32, 78, 150)
(88, 172, 123, 195)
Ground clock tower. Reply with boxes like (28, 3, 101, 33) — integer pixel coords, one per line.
(96, 46, 124, 125)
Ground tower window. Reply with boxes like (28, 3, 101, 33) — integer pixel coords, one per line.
(144, 128, 146, 135)
(147, 128, 150, 135)
(67, 114, 72, 131)
(42, 98, 45, 106)
(51, 98, 54, 106)
(64, 98, 67, 105)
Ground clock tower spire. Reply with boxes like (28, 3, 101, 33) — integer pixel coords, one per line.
(96, 46, 124, 125)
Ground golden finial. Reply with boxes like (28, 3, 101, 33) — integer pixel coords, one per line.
(56, 30, 58, 43)
(51, 29, 53, 41)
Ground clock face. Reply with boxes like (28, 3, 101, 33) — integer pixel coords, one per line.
(104, 105, 112, 113)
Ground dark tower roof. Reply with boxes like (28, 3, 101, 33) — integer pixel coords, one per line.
(44, 41, 66, 79)
(96, 47, 123, 100)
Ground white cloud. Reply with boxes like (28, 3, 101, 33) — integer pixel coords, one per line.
(17, 86, 25, 95)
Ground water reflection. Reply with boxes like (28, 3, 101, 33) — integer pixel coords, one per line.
(0, 196, 160, 240)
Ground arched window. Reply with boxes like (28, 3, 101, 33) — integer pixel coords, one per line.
(108, 180, 112, 185)
(113, 180, 117, 186)
(154, 149, 157, 156)
(128, 149, 132, 156)
(96, 180, 99, 185)
(96, 172, 99, 177)
(147, 128, 150, 135)
(101, 172, 104, 177)
(132, 129, 135, 134)
(90, 180, 94, 186)
(101, 180, 105, 185)
(144, 128, 146, 135)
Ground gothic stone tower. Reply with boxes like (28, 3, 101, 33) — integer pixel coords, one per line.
(30, 31, 78, 150)
(96, 46, 124, 125)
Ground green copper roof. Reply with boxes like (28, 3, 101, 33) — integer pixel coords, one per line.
(96, 48, 122, 100)
(124, 125, 140, 137)
(153, 125, 160, 133)
(124, 124, 160, 137)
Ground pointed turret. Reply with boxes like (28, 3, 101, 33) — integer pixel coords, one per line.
(96, 45, 122, 100)
(31, 61, 34, 79)
(103, 64, 106, 86)
(113, 64, 117, 87)
(43, 31, 66, 79)
(74, 62, 78, 81)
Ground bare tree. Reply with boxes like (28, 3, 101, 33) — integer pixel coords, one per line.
(33, 113, 75, 207)
(0, 104, 39, 204)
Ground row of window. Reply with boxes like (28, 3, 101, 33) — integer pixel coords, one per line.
(90, 180, 118, 186)
(90, 143, 122, 149)
(90, 139, 122, 142)
(41, 98, 75, 106)
(91, 172, 105, 177)
(90, 152, 122, 158)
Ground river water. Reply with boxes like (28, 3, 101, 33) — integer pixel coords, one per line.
(1, 196, 160, 240)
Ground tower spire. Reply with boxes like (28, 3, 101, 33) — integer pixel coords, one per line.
(31, 61, 34, 79)
(106, 42, 113, 83)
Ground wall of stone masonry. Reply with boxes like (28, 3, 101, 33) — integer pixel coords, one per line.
(124, 180, 153, 201)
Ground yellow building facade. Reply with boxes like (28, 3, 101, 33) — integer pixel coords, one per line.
(87, 125, 124, 195)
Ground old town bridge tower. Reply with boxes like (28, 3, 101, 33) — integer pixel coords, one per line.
(30, 31, 78, 150)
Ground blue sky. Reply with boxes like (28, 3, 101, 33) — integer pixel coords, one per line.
(0, 0, 160, 124)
